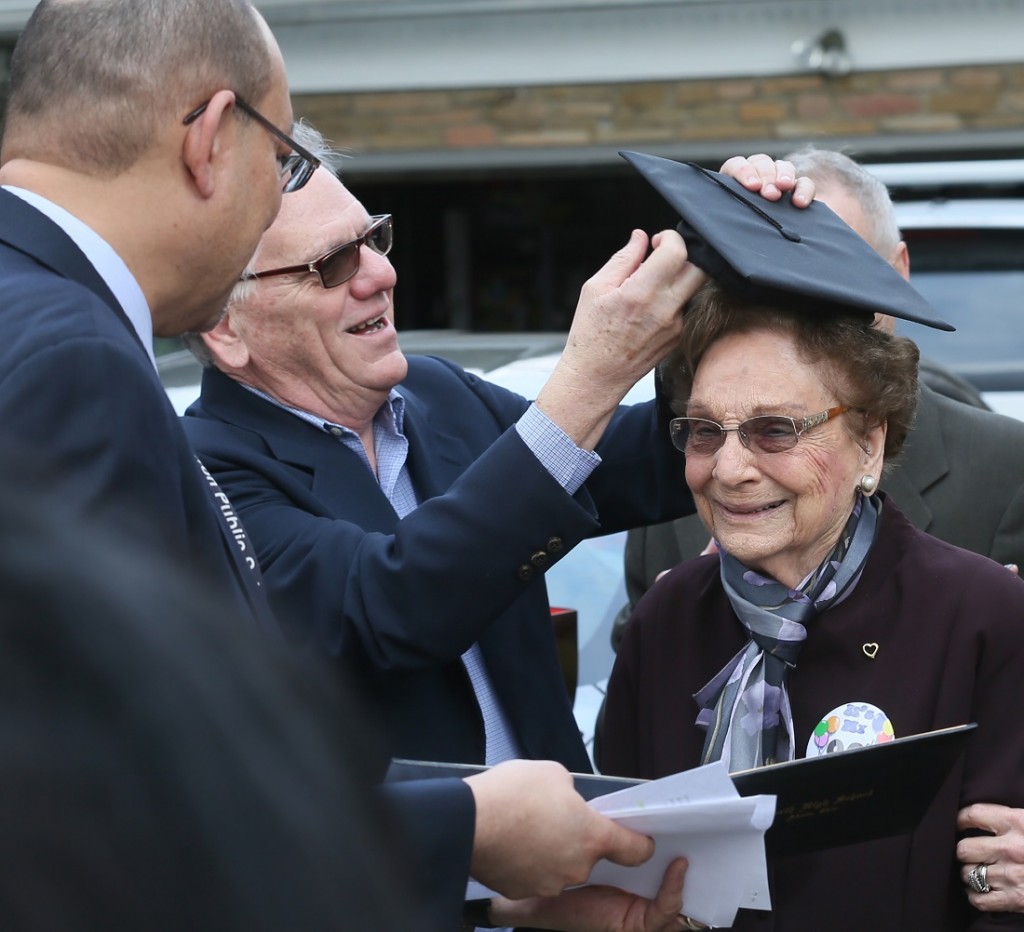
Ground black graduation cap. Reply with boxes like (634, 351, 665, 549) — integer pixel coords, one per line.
(621, 150, 954, 331)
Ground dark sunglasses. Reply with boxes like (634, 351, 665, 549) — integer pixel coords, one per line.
(183, 95, 320, 193)
(670, 406, 849, 456)
(247, 214, 394, 288)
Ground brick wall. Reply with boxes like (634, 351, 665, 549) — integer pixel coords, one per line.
(296, 62, 1024, 160)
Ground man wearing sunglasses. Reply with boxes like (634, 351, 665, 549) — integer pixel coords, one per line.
(183, 122, 815, 926)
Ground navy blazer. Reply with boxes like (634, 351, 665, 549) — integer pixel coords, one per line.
(184, 357, 694, 772)
(0, 188, 270, 630)
(0, 190, 475, 931)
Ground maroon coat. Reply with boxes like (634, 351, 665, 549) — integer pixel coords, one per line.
(601, 496, 1024, 931)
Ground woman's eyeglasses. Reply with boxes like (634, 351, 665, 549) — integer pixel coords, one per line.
(246, 214, 393, 289)
(670, 406, 849, 456)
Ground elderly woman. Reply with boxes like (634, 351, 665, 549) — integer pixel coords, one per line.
(598, 281, 1024, 930)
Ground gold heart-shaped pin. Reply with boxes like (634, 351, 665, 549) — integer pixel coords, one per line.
(862, 642, 879, 660)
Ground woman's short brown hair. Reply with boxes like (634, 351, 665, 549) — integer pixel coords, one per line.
(662, 282, 920, 463)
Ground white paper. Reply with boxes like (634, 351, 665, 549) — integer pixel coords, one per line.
(467, 761, 774, 928)
(586, 761, 774, 928)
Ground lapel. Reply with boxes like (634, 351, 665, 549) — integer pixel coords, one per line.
(199, 367, 474, 527)
(881, 386, 947, 532)
(0, 189, 147, 356)
(0, 194, 277, 625)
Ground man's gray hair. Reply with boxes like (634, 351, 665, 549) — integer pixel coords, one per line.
(783, 146, 903, 262)
(3, 0, 272, 174)
(181, 121, 346, 369)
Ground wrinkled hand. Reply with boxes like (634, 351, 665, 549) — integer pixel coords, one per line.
(491, 857, 693, 932)
(466, 759, 655, 900)
(719, 153, 815, 207)
(537, 229, 705, 449)
(957, 803, 1024, 912)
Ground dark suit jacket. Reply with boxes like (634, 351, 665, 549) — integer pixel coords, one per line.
(622, 383, 1024, 622)
(184, 358, 693, 772)
(0, 190, 472, 930)
(601, 497, 1024, 931)
(0, 188, 268, 627)
(383, 779, 475, 931)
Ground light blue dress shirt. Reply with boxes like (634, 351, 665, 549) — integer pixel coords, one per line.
(245, 383, 600, 764)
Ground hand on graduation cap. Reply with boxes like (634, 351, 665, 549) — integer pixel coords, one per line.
(536, 228, 705, 450)
(719, 153, 816, 207)
(620, 150, 951, 331)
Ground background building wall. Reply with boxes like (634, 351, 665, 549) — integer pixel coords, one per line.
(296, 60, 1024, 335)
(1, 1, 1021, 332)
(298, 62, 1024, 176)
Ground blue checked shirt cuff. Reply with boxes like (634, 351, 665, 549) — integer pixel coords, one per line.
(515, 403, 601, 497)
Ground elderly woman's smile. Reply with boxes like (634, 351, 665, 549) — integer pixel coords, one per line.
(685, 328, 884, 588)
(715, 499, 786, 517)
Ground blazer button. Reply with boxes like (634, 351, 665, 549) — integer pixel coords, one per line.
(530, 550, 549, 569)
(547, 536, 565, 555)
(516, 564, 534, 582)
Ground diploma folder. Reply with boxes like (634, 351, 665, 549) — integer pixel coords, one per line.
(386, 723, 975, 860)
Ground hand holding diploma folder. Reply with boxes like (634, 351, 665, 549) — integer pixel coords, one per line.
(387, 723, 974, 928)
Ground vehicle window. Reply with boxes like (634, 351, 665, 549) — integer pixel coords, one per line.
(895, 230, 1024, 391)
(903, 228, 1024, 272)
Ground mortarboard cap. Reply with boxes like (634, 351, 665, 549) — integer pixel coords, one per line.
(621, 150, 954, 331)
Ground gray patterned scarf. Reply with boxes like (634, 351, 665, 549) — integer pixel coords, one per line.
(694, 493, 881, 772)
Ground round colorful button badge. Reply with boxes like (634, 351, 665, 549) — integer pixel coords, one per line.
(806, 701, 894, 758)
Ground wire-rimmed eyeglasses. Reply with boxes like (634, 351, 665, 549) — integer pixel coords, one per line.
(670, 405, 849, 456)
(182, 95, 321, 194)
(246, 214, 393, 289)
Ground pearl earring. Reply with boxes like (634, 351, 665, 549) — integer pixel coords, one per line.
(858, 474, 877, 495)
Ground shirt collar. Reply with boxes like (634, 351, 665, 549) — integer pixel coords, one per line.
(3, 185, 156, 370)
(243, 382, 407, 436)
